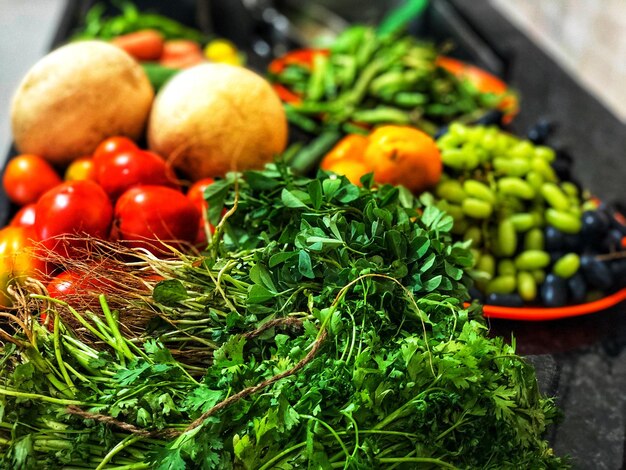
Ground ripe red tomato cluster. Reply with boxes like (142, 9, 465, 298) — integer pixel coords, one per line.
(1, 136, 217, 308)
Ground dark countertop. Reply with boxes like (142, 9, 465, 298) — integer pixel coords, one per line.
(449, 1, 626, 468)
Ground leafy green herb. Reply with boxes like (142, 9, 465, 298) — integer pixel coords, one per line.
(0, 163, 567, 469)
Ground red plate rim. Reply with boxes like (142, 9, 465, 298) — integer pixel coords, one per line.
(472, 287, 626, 321)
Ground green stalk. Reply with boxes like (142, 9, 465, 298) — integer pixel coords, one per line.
(100, 295, 135, 362)
(300, 414, 350, 461)
(257, 442, 307, 470)
(0, 387, 93, 406)
(94, 435, 143, 470)
(377, 457, 458, 469)
(53, 311, 76, 394)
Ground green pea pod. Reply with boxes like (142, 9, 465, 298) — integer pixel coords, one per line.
(553, 253, 580, 279)
(498, 219, 517, 257)
(331, 26, 368, 55)
(351, 107, 411, 124)
(545, 208, 582, 234)
(393, 91, 428, 107)
(541, 183, 570, 211)
(463, 180, 495, 204)
(515, 250, 551, 270)
(307, 53, 329, 101)
(462, 198, 493, 219)
(486, 275, 516, 295)
(498, 177, 536, 200)
(517, 271, 537, 301)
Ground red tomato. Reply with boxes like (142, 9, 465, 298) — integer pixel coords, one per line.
(0, 226, 46, 306)
(35, 180, 113, 258)
(187, 178, 216, 247)
(112, 185, 200, 254)
(65, 156, 96, 182)
(93, 136, 138, 161)
(94, 149, 178, 200)
(9, 203, 36, 227)
(2, 154, 62, 206)
(47, 270, 110, 302)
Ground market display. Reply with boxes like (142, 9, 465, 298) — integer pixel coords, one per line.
(2, 2, 624, 468)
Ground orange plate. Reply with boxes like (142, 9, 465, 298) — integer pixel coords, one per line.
(475, 287, 626, 321)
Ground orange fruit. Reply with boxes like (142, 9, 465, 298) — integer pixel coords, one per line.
(322, 158, 371, 186)
(363, 125, 442, 193)
(320, 134, 369, 170)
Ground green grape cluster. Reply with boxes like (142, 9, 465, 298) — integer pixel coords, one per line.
(434, 123, 593, 302)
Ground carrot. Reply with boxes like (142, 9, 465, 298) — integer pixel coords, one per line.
(161, 39, 202, 60)
(159, 52, 205, 69)
(111, 29, 164, 61)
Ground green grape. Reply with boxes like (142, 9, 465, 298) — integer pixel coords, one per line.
(497, 219, 517, 257)
(517, 271, 537, 302)
(524, 228, 544, 251)
(486, 275, 516, 295)
(436, 180, 467, 204)
(462, 198, 493, 219)
(514, 250, 551, 270)
(498, 259, 517, 276)
(545, 208, 582, 234)
(553, 253, 580, 279)
(541, 183, 570, 211)
(463, 180, 495, 203)
(509, 213, 536, 232)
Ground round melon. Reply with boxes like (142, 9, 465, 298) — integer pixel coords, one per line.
(147, 63, 287, 180)
(11, 40, 154, 166)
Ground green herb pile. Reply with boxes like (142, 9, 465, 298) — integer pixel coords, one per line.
(75, 1, 206, 42)
(0, 164, 567, 468)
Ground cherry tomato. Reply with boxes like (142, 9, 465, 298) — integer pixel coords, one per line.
(94, 149, 178, 200)
(65, 156, 96, 182)
(47, 270, 110, 302)
(112, 185, 200, 254)
(35, 180, 113, 258)
(2, 154, 62, 206)
(92, 136, 138, 161)
(9, 203, 36, 228)
(187, 178, 216, 247)
(0, 226, 46, 306)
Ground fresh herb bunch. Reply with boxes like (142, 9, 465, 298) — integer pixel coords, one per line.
(0, 164, 567, 468)
(75, 1, 207, 42)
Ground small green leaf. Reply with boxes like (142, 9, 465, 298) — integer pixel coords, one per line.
(298, 250, 315, 279)
(248, 285, 275, 304)
(423, 274, 442, 291)
(269, 251, 298, 267)
(281, 188, 309, 208)
(153, 279, 188, 306)
(308, 179, 323, 209)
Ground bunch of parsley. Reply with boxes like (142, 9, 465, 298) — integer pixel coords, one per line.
(0, 164, 568, 469)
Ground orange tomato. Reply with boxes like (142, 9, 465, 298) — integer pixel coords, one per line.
(65, 156, 96, 182)
(2, 154, 61, 206)
(362, 126, 442, 193)
(0, 226, 46, 307)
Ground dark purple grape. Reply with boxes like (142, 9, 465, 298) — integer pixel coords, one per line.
(527, 119, 553, 144)
(563, 234, 583, 252)
(544, 226, 565, 252)
(609, 259, 626, 289)
(581, 210, 611, 247)
(469, 286, 485, 303)
(550, 251, 565, 266)
(540, 274, 568, 307)
(580, 254, 614, 289)
(567, 273, 587, 304)
(603, 229, 625, 252)
(486, 293, 524, 307)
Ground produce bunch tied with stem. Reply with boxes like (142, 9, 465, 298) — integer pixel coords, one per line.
(0, 163, 567, 468)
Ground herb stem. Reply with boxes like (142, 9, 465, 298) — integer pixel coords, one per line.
(257, 442, 307, 470)
(95, 435, 143, 470)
